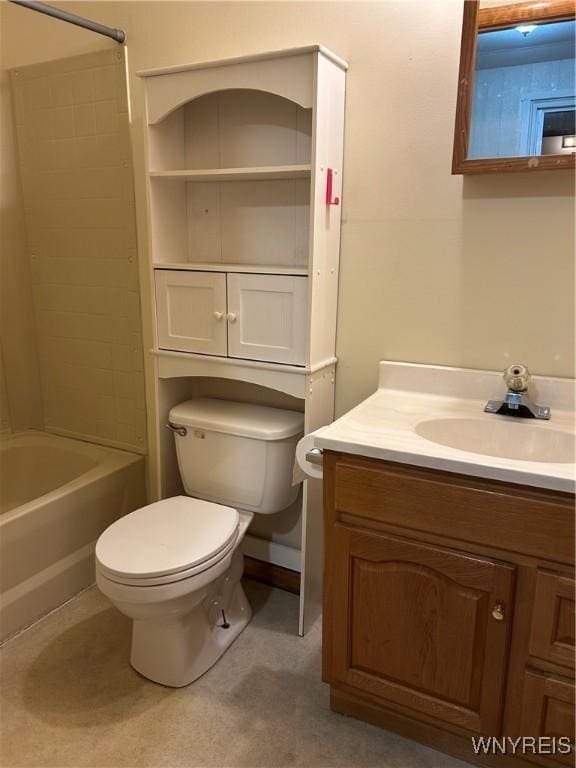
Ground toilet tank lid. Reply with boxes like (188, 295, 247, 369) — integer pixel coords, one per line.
(169, 398, 304, 440)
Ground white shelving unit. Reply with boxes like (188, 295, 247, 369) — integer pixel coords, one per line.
(138, 45, 347, 635)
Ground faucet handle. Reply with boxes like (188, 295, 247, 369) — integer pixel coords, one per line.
(503, 364, 530, 393)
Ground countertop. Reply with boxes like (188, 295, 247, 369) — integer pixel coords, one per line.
(311, 362, 575, 493)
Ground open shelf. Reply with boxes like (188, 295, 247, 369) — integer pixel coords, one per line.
(150, 177, 309, 267)
(148, 90, 312, 174)
(152, 262, 308, 276)
(150, 165, 311, 183)
(148, 89, 311, 269)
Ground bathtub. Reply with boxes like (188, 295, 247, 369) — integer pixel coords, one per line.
(0, 431, 146, 642)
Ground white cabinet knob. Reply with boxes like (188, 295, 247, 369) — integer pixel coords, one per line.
(227, 312, 237, 323)
(213, 311, 224, 321)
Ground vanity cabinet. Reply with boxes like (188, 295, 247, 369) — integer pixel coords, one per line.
(323, 451, 575, 768)
(155, 269, 307, 365)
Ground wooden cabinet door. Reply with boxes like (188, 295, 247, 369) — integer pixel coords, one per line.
(155, 270, 227, 355)
(529, 571, 575, 671)
(329, 526, 515, 734)
(226, 273, 307, 365)
(518, 671, 575, 767)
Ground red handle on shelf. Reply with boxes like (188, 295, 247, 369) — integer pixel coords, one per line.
(326, 167, 340, 206)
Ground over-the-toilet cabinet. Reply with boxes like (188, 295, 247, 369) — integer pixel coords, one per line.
(155, 269, 307, 365)
(138, 46, 347, 635)
(141, 46, 347, 371)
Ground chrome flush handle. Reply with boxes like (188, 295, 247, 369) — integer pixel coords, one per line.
(165, 422, 187, 437)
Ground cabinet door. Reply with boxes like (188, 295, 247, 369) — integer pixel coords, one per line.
(329, 526, 515, 734)
(529, 570, 575, 671)
(155, 270, 227, 355)
(226, 273, 307, 365)
(518, 671, 575, 767)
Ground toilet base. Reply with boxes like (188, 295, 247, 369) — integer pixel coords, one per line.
(130, 552, 251, 687)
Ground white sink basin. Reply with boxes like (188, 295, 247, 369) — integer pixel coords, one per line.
(415, 418, 575, 464)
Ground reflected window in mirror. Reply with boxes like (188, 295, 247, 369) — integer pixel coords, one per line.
(469, 20, 575, 158)
(542, 107, 576, 153)
(453, 1, 576, 174)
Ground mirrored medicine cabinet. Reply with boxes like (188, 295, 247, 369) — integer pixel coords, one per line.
(453, 0, 576, 173)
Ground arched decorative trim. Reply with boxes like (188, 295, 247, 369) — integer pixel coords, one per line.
(145, 52, 315, 124)
(152, 87, 311, 128)
(354, 559, 484, 602)
(154, 349, 309, 399)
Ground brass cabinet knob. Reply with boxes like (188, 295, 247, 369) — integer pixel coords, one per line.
(492, 604, 505, 621)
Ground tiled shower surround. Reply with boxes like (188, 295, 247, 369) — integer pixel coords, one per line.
(10, 49, 146, 452)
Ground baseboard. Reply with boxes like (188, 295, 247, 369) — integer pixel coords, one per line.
(244, 556, 301, 594)
(241, 533, 301, 571)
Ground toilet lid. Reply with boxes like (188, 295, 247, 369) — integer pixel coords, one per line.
(95, 496, 239, 580)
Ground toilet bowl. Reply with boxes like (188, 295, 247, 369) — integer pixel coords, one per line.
(95, 398, 303, 687)
(96, 496, 254, 687)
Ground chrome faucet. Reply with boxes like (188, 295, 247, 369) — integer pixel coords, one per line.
(484, 364, 551, 420)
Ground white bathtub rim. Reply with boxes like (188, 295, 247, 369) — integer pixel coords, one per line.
(46, 425, 146, 456)
(0, 430, 145, 525)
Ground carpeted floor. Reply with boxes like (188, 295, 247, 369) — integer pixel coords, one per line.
(0, 581, 469, 768)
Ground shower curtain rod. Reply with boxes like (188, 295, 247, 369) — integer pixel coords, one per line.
(9, 0, 125, 43)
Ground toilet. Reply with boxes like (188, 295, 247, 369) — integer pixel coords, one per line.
(95, 398, 303, 687)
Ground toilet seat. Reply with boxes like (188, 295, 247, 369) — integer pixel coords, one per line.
(96, 496, 239, 586)
(97, 531, 240, 587)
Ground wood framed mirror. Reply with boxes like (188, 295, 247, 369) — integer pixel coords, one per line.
(453, 0, 576, 174)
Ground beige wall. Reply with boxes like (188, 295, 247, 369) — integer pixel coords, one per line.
(0, 61, 43, 432)
(7, 47, 147, 451)
(0, 344, 9, 432)
(2, 1, 573, 418)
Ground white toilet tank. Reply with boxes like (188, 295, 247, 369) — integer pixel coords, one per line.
(168, 398, 304, 514)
